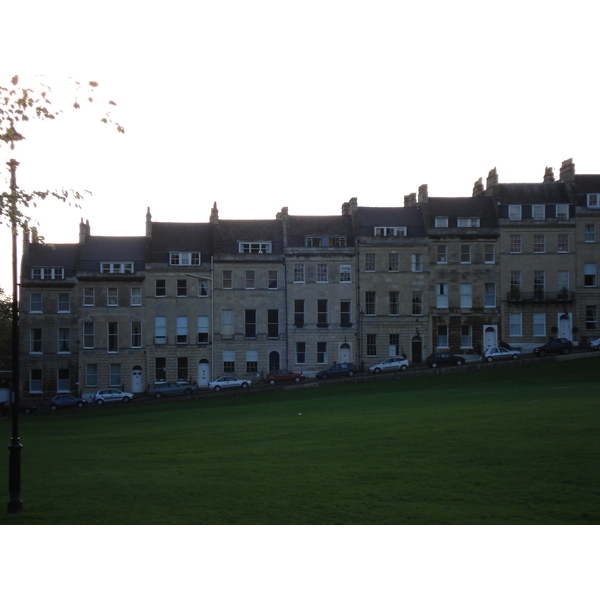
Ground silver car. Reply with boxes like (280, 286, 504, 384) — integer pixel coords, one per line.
(482, 347, 522, 363)
(93, 388, 134, 405)
(368, 356, 409, 374)
(208, 376, 252, 392)
(589, 338, 600, 351)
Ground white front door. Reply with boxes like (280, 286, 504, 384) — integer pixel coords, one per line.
(198, 362, 210, 388)
(131, 367, 143, 393)
(483, 326, 497, 350)
(558, 313, 572, 340)
(339, 343, 351, 363)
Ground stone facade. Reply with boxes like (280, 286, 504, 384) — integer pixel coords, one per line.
(17, 159, 600, 399)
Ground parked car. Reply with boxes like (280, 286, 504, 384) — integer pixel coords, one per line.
(92, 388, 134, 405)
(533, 338, 573, 357)
(368, 356, 409, 374)
(1, 400, 38, 416)
(425, 353, 465, 368)
(147, 381, 198, 399)
(316, 362, 358, 379)
(482, 347, 522, 363)
(49, 394, 87, 410)
(265, 370, 305, 385)
(208, 376, 252, 392)
(589, 338, 600, 351)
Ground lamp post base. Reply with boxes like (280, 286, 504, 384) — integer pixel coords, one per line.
(7, 437, 23, 513)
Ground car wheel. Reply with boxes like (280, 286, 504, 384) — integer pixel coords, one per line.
(456, 359, 464, 366)
(562, 348, 570, 354)
(512, 354, 519, 360)
(77, 402, 84, 408)
(348, 370, 354, 377)
(241, 382, 249, 389)
(539, 350, 546, 357)
(96, 399, 104, 406)
(154, 392, 163, 399)
(214, 386, 221, 392)
(268, 380, 276, 385)
(486, 357, 493, 363)
(430, 362, 437, 368)
(400, 365, 407, 371)
(294, 377, 301, 383)
(184, 388, 193, 395)
(124, 396, 131, 402)
(51, 405, 57, 411)
(373, 368, 381, 374)
(321, 374, 328, 379)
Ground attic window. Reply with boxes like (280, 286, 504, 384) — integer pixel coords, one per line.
(239, 242, 272, 254)
(101, 262, 134, 274)
(170, 252, 200, 266)
(305, 236, 347, 247)
(457, 218, 480, 227)
(31, 267, 65, 280)
(373, 227, 406, 237)
(435, 217, 448, 228)
(587, 194, 600, 209)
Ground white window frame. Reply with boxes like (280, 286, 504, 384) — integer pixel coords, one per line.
(556, 204, 569, 220)
(585, 224, 596, 243)
(340, 265, 352, 283)
(460, 283, 472, 309)
(436, 283, 448, 309)
(587, 194, 600, 208)
(411, 254, 423, 272)
(176, 316, 188, 344)
(107, 287, 118, 306)
(508, 205, 522, 221)
(484, 283, 496, 308)
(239, 241, 272, 254)
(509, 313, 522, 337)
(374, 227, 406, 237)
(83, 287, 95, 306)
(100, 262, 134, 274)
(155, 316, 167, 344)
(457, 217, 480, 227)
(169, 252, 200, 266)
(30, 293, 42, 313)
(435, 217, 448, 227)
(131, 287, 142, 306)
(293, 264, 305, 283)
(83, 322, 95, 349)
(532, 205, 545, 220)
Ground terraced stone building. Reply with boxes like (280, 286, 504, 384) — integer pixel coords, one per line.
(18, 159, 600, 399)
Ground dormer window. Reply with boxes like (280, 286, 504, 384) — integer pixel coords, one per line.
(101, 262, 134, 274)
(373, 227, 406, 237)
(532, 205, 545, 220)
(239, 242, 272, 254)
(31, 267, 65, 280)
(435, 217, 448, 228)
(457, 218, 480, 227)
(509, 205, 522, 221)
(556, 204, 569, 220)
(170, 252, 200, 266)
(305, 236, 347, 247)
(587, 194, 600, 209)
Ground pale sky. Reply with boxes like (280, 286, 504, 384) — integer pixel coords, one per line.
(3, 1, 600, 289)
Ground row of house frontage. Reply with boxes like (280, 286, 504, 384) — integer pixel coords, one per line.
(18, 158, 600, 398)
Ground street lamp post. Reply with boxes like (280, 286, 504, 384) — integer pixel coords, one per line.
(7, 158, 22, 513)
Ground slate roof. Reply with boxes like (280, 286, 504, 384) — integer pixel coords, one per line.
(569, 175, 600, 206)
(27, 243, 78, 268)
(425, 196, 498, 229)
(286, 215, 354, 247)
(215, 219, 285, 254)
(78, 236, 147, 271)
(148, 222, 213, 263)
(356, 206, 426, 236)
(496, 182, 570, 205)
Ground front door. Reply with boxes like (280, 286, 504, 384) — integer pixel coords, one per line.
(339, 343, 351, 363)
(411, 336, 422, 364)
(131, 366, 143, 393)
(558, 313, 572, 340)
(483, 326, 497, 350)
(269, 351, 280, 371)
(198, 361, 210, 388)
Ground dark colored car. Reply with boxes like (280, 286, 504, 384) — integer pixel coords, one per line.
(533, 338, 573, 357)
(147, 381, 198, 399)
(0, 400, 36, 416)
(49, 394, 87, 410)
(315, 363, 357, 379)
(266, 370, 305, 385)
(425, 353, 465, 368)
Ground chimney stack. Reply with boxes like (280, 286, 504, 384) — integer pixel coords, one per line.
(473, 178, 484, 197)
(404, 193, 417, 207)
(543, 167, 555, 183)
(145, 207, 152, 237)
(210, 202, 219, 225)
(79, 219, 90, 244)
(418, 184, 428, 205)
(559, 158, 576, 181)
(486, 168, 499, 190)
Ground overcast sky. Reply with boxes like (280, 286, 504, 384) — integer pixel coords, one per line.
(3, 1, 600, 289)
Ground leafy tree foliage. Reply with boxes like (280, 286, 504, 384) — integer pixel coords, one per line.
(0, 287, 12, 365)
(0, 75, 124, 240)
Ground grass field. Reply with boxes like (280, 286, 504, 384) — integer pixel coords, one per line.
(1, 357, 599, 525)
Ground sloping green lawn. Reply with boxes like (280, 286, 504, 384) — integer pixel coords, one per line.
(2, 358, 599, 524)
